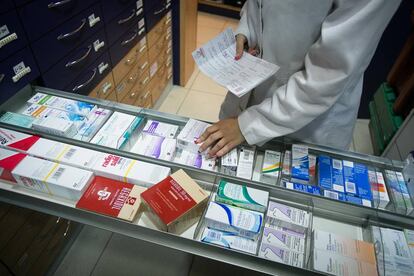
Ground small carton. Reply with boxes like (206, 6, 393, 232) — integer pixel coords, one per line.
(291, 144, 309, 183)
(309, 154, 317, 184)
(12, 156, 93, 201)
(204, 201, 263, 240)
(236, 146, 255, 180)
(403, 229, 414, 258)
(200, 228, 258, 254)
(176, 119, 210, 153)
(74, 108, 112, 142)
(215, 180, 269, 213)
(92, 153, 171, 187)
(0, 148, 27, 183)
(323, 189, 345, 201)
(396, 172, 413, 215)
(141, 119, 179, 138)
(221, 148, 238, 176)
(368, 170, 390, 209)
(313, 249, 378, 276)
(259, 243, 304, 268)
(343, 160, 357, 195)
(131, 133, 176, 161)
(0, 112, 34, 128)
(354, 163, 372, 207)
(284, 181, 321, 195)
(318, 156, 344, 193)
(261, 150, 282, 179)
(282, 150, 291, 176)
(266, 201, 309, 233)
(312, 230, 376, 264)
(173, 149, 217, 171)
(261, 226, 306, 253)
(141, 169, 209, 234)
(385, 170, 406, 214)
(0, 128, 40, 152)
(346, 194, 371, 207)
(32, 116, 78, 138)
(332, 158, 345, 193)
(77, 176, 146, 222)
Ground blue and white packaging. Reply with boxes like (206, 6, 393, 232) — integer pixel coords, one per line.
(331, 159, 345, 193)
(291, 145, 309, 183)
(343, 160, 357, 195)
(385, 170, 407, 214)
(346, 194, 370, 207)
(396, 172, 414, 215)
(201, 228, 258, 254)
(354, 163, 372, 206)
(323, 189, 345, 202)
(284, 181, 321, 195)
(73, 108, 112, 142)
(204, 201, 263, 240)
(0, 112, 34, 128)
(318, 155, 336, 191)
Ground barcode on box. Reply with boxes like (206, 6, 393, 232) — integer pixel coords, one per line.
(64, 148, 77, 159)
(52, 167, 65, 181)
(325, 190, 339, 200)
(207, 230, 222, 241)
(333, 159, 342, 170)
(345, 181, 356, 194)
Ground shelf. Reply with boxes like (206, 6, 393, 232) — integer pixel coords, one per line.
(198, 1, 242, 12)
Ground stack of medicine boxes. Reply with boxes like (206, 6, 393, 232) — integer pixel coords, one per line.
(200, 180, 269, 255)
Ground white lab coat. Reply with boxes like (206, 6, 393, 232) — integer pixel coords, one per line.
(219, 0, 400, 149)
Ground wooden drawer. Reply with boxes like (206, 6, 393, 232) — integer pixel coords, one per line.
(117, 69, 150, 104)
(149, 44, 172, 79)
(89, 72, 117, 102)
(148, 31, 172, 65)
(147, 16, 167, 48)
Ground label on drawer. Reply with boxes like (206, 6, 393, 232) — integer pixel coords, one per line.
(98, 62, 109, 74)
(0, 25, 10, 39)
(136, 0, 143, 9)
(150, 62, 158, 78)
(13, 62, 26, 75)
(138, 18, 145, 29)
(93, 39, 105, 52)
(88, 14, 101, 28)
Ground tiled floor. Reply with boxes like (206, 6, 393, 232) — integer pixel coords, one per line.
(53, 11, 375, 276)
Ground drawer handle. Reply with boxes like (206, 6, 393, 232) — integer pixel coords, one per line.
(165, 33, 172, 41)
(12, 66, 31, 83)
(48, 0, 72, 8)
(140, 61, 148, 70)
(0, 74, 4, 83)
(57, 18, 86, 40)
(165, 18, 172, 26)
(138, 45, 147, 53)
(65, 45, 92, 68)
(121, 31, 138, 46)
(166, 47, 172, 55)
(141, 76, 149, 85)
(128, 74, 138, 83)
(0, 33, 18, 48)
(118, 9, 136, 25)
(130, 92, 136, 98)
(72, 68, 96, 92)
(138, 28, 145, 36)
(102, 82, 112, 95)
(167, 72, 172, 80)
(154, 7, 165, 15)
(143, 91, 150, 99)
(125, 55, 137, 66)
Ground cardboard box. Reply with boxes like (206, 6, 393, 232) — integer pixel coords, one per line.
(332, 158, 345, 192)
(403, 229, 414, 258)
(343, 160, 358, 195)
(215, 180, 269, 213)
(32, 116, 77, 138)
(12, 156, 93, 201)
(0, 128, 40, 152)
(200, 228, 258, 254)
(282, 150, 291, 176)
(259, 243, 304, 268)
(221, 148, 238, 176)
(318, 156, 345, 193)
(313, 249, 378, 276)
(141, 169, 208, 234)
(90, 112, 143, 149)
(312, 229, 376, 264)
(291, 144, 309, 182)
(73, 108, 112, 142)
(385, 170, 406, 214)
(76, 176, 146, 222)
(130, 134, 176, 161)
(284, 181, 321, 195)
(236, 146, 255, 180)
(173, 149, 217, 171)
(368, 170, 390, 209)
(204, 201, 263, 240)
(0, 148, 27, 183)
(92, 153, 171, 187)
(141, 119, 178, 138)
(354, 163, 373, 207)
(309, 154, 317, 184)
(266, 201, 310, 233)
(176, 119, 210, 153)
(396, 172, 413, 215)
(0, 112, 34, 128)
(261, 150, 282, 179)
(261, 226, 305, 252)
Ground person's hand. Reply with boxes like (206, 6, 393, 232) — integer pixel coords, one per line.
(196, 118, 245, 158)
(235, 34, 258, 60)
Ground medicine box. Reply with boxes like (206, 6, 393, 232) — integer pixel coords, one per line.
(215, 180, 269, 213)
(92, 153, 171, 187)
(76, 176, 146, 222)
(141, 169, 209, 234)
(282, 150, 291, 176)
(291, 145, 309, 182)
(204, 201, 263, 240)
(32, 116, 78, 138)
(236, 146, 255, 180)
(259, 243, 304, 268)
(141, 119, 179, 138)
(0, 127, 40, 152)
(201, 228, 258, 255)
(74, 108, 112, 142)
(0, 112, 34, 128)
(368, 170, 389, 209)
(261, 150, 282, 179)
(318, 156, 344, 193)
(176, 119, 210, 153)
(221, 148, 238, 176)
(284, 181, 321, 195)
(396, 171, 413, 215)
(131, 134, 176, 161)
(12, 156, 93, 201)
(261, 226, 305, 253)
(403, 229, 414, 258)
(0, 148, 27, 183)
(385, 170, 406, 214)
(173, 149, 217, 171)
(266, 201, 309, 233)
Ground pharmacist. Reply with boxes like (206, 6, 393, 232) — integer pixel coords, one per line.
(197, 0, 400, 157)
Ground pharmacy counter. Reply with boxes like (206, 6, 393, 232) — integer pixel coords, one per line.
(0, 85, 413, 275)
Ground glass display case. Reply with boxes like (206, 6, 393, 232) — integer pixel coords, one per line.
(0, 85, 413, 275)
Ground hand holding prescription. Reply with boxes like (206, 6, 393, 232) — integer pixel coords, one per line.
(197, 118, 245, 158)
(192, 28, 279, 97)
(235, 34, 258, 60)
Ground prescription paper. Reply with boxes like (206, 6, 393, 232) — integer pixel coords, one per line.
(192, 28, 279, 97)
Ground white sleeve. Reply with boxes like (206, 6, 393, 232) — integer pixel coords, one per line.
(238, 0, 400, 145)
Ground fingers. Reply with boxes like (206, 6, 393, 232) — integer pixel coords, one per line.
(198, 130, 223, 153)
(196, 124, 219, 144)
(208, 138, 227, 157)
(248, 47, 258, 56)
(217, 141, 237, 157)
(235, 34, 246, 60)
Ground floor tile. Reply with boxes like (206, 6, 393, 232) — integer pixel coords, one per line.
(197, 25, 223, 45)
(197, 12, 227, 29)
(177, 90, 224, 123)
(191, 72, 228, 96)
(157, 86, 189, 114)
(91, 234, 193, 276)
(53, 226, 112, 276)
(353, 119, 374, 155)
